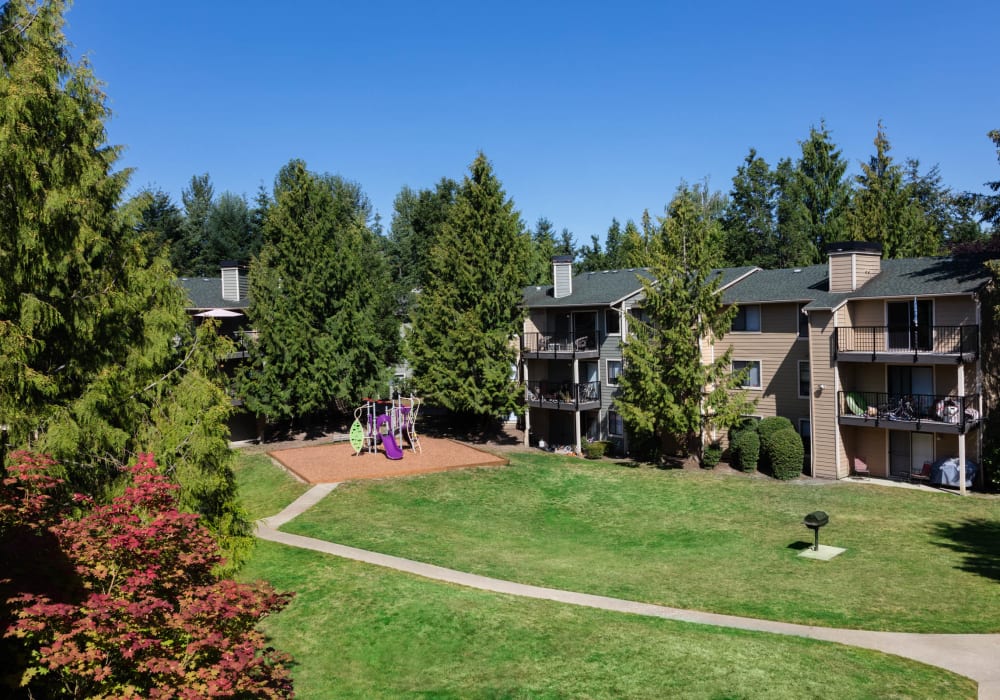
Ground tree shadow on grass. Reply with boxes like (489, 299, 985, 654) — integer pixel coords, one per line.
(932, 518, 1000, 582)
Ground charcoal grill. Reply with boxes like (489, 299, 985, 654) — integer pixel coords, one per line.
(803, 511, 829, 551)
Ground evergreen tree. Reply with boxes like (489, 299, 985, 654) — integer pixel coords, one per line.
(201, 191, 255, 268)
(848, 123, 939, 257)
(577, 234, 607, 272)
(774, 157, 818, 266)
(603, 218, 626, 269)
(408, 153, 530, 421)
(788, 122, 852, 261)
(387, 177, 457, 316)
(620, 215, 657, 268)
(557, 228, 575, 256)
(131, 187, 184, 259)
(526, 217, 558, 284)
(723, 149, 779, 267)
(0, 0, 249, 562)
(176, 173, 214, 275)
(241, 160, 397, 420)
(616, 185, 756, 461)
(982, 130, 1000, 234)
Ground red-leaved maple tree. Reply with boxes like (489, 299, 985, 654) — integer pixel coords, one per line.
(2, 451, 294, 698)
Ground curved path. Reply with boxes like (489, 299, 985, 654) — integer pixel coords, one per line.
(257, 484, 1000, 699)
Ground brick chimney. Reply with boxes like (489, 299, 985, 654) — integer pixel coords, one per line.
(552, 255, 574, 299)
(826, 242, 881, 292)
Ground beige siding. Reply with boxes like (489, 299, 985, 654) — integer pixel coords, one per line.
(719, 303, 810, 420)
(935, 365, 958, 396)
(809, 310, 842, 479)
(934, 295, 977, 326)
(829, 255, 854, 292)
(854, 253, 881, 287)
(840, 363, 883, 393)
(937, 433, 981, 463)
(526, 311, 545, 335)
(848, 299, 884, 327)
(842, 426, 887, 477)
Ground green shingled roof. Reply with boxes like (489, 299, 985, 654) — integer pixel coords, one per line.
(848, 256, 991, 298)
(522, 265, 758, 308)
(722, 264, 828, 304)
(522, 268, 654, 307)
(178, 277, 250, 310)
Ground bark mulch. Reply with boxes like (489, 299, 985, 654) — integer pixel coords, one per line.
(267, 436, 508, 485)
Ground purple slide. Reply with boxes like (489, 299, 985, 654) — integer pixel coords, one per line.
(375, 414, 403, 460)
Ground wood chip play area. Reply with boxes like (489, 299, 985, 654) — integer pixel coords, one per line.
(268, 437, 508, 484)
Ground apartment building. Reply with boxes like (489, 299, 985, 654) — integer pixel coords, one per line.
(521, 245, 991, 489)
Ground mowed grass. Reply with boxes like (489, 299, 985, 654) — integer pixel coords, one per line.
(240, 540, 975, 700)
(277, 452, 1000, 633)
(233, 452, 310, 521)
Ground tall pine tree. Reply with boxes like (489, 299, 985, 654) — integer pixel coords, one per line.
(0, 0, 249, 563)
(616, 185, 756, 461)
(848, 122, 939, 257)
(241, 160, 397, 420)
(724, 149, 779, 267)
(784, 122, 852, 261)
(409, 153, 530, 422)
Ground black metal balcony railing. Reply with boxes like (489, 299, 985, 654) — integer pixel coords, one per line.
(224, 329, 258, 358)
(837, 391, 981, 432)
(521, 331, 601, 356)
(835, 326, 978, 360)
(525, 380, 601, 410)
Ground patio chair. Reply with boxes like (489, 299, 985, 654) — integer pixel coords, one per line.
(852, 456, 870, 479)
(574, 336, 589, 351)
(910, 461, 932, 484)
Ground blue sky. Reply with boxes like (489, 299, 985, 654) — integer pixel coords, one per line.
(66, 1, 999, 244)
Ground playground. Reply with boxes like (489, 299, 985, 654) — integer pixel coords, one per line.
(267, 437, 508, 484)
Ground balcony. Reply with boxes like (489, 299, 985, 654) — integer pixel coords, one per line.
(521, 331, 601, 360)
(225, 329, 258, 360)
(526, 380, 601, 412)
(837, 391, 981, 435)
(835, 326, 978, 364)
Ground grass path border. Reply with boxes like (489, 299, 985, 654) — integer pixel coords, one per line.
(256, 484, 1000, 698)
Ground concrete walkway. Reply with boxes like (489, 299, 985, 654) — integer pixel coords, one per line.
(257, 485, 1000, 699)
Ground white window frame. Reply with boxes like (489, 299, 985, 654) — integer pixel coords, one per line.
(608, 409, 624, 437)
(798, 360, 810, 399)
(732, 359, 762, 389)
(606, 358, 623, 386)
(732, 305, 761, 333)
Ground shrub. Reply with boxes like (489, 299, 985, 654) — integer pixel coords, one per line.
(701, 442, 722, 469)
(768, 428, 805, 480)
(755, 417, 795, 468)
(582, 441, 609, 459)
(3, 452, 295, 699)
(730, 430, 760, 472)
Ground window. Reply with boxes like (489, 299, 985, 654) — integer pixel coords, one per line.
(799, 419, 811, 454)
(608, 410, 624, 437)
(798, 303, 809, 339)
(606, 359, 622, 385)
(733, 360, 761, 389)
(605, 309, 620, 335)
(798, 361, 810, 398)
(732, 305, 761, 332)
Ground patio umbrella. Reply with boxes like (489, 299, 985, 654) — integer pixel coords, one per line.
(194, 308, 244, 318)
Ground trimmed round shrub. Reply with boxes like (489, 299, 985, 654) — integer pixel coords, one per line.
(769, 428, 805, 480)
(582, 440, 609, 459)
(756, 416, 795, 468)
(701, 442, 722, 469)
(730, 429, 760, 472)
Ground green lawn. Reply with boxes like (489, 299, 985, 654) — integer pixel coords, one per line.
(277, 452, 1000, 633)
(233, 452, 310, 521)
(240, 540, 975, 699)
